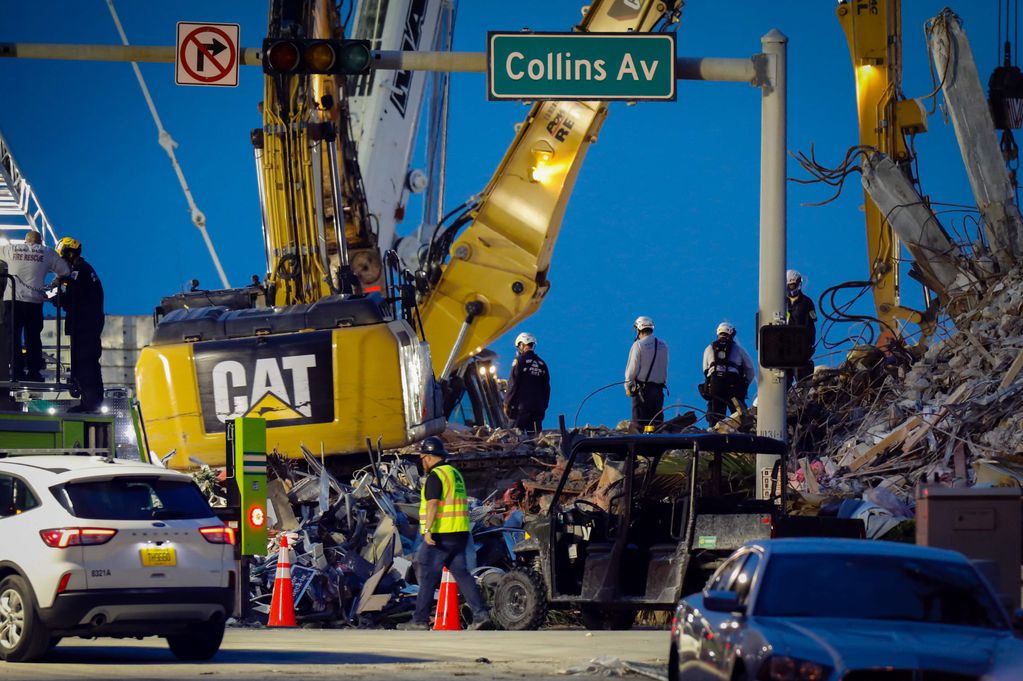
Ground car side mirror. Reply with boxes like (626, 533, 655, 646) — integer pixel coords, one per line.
(703, 590, 746, 615)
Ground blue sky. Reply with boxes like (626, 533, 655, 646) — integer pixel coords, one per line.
(0, 2, 1005, 428)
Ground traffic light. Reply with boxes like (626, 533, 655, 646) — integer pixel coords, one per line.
(262, 38, 372, 76)
(225, 417, 267, 556)
(758, 324, 813, 369)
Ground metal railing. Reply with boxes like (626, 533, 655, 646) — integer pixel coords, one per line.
(0, 131, 58, 246)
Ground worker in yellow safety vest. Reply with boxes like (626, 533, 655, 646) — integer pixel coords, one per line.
(398, 436, 493, 630)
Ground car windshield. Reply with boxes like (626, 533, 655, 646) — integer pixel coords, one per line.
(755, 553, 1007, 630)
(53, 477, 215, 520)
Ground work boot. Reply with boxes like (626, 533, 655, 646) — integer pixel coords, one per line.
(467, 614, 494, 631)
(396, 621, 430, 631)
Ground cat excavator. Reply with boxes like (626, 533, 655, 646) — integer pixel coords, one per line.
(135, 0, 683, 468)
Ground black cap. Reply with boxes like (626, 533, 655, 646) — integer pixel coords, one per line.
(417, 435, 448, 458)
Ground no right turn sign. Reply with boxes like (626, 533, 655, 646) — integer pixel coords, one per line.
(176, 22, 240, 87)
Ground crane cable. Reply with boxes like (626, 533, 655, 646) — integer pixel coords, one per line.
(106, 0, 231, 289)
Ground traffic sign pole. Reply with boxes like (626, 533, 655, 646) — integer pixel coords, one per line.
(755, 30, 789, 500)
(1, 44, 759, 81)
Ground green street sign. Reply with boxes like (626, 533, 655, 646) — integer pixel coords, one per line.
(487, 32, 676, 101)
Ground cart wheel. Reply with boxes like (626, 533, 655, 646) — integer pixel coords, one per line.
(492, 568, 547, 630)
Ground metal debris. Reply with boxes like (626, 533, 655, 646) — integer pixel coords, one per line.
(194, 429, 603, 628)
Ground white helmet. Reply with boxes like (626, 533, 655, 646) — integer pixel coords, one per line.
(716, 321, 736, 337)
(786, 269, 802, 286)
(633, 316, 654, 331)
(515, 332, 537, 348)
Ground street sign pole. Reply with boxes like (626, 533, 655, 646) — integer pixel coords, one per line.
(756, 31, 789, 500)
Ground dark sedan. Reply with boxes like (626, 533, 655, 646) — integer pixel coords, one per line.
(669, 538, 1023, 681)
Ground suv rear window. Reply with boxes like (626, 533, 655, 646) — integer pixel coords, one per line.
(52, 477, 215, 520)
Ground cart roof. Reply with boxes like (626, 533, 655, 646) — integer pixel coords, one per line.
(566, 432, 787, 457)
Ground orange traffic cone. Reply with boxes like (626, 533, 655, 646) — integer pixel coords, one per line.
(433, 567, 461, 631)
(268, 534, 297, 627)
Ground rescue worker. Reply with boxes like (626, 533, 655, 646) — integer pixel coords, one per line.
(624, 316, 669, 433)
(54, 237, 104, 412)
(0, 258, 12, 408)
(701, 322, 755, 427)
(398, 436, 492, 630)
(503, 332, 551, 433)
(786, 269, 818, 385)
(0, 231, 69, 382)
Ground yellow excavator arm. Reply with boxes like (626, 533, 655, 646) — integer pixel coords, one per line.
(258, 1, 382, 305)
(419, 0, 682, 376)
(837, 0, 933, 337)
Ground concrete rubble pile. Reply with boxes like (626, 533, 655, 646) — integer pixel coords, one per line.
(784, 269, 1023, 537)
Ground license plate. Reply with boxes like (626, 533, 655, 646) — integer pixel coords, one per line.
(140, 547, 176, 567)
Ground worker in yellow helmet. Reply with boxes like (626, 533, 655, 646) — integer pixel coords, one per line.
(398, 436, 492, 630)
(54, 237, 105, 412)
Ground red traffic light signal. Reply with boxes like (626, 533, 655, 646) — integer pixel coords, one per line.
(263, 38, 372, 76)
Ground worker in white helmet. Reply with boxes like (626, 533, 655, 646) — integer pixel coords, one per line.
(785, 269, 817, 386)
(503, 332, 550, 433)
(700, 322, 755, 427)
(624, 316, 669, 433)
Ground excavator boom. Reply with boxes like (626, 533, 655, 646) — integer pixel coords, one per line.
(419, 0, 681, 376)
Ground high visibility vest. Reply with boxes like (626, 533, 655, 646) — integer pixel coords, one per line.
(419, 464, 470, 534)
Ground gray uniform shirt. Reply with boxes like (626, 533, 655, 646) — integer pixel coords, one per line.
(0, 242, 69, 304)
(624, 335, 669, 394)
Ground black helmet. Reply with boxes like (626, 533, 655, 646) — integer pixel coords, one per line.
(417, 436, 447, 458)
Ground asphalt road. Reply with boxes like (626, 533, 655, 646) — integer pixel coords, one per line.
(0, 629, 669, 680)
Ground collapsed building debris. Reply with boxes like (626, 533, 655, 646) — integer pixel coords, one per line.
(787, 269, 1023, 536)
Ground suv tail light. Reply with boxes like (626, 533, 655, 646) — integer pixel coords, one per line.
(199, 526, 235, 545)
(40, 528, 117, 548)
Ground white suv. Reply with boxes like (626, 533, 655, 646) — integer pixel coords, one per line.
(0, 454, 235, 662)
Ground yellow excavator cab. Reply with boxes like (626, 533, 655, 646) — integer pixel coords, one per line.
(136, 293, 443, 468)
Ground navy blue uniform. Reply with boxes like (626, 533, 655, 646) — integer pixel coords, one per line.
(504, 349, 550, 433)
(62, 257, 104, 409)
(786, 292, 818, 385)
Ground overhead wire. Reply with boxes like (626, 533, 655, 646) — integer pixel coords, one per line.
(572, 381, 626, 429)
(105, 0, 231, 289)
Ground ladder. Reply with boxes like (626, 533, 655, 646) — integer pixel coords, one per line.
(0, 130, 58, 246)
